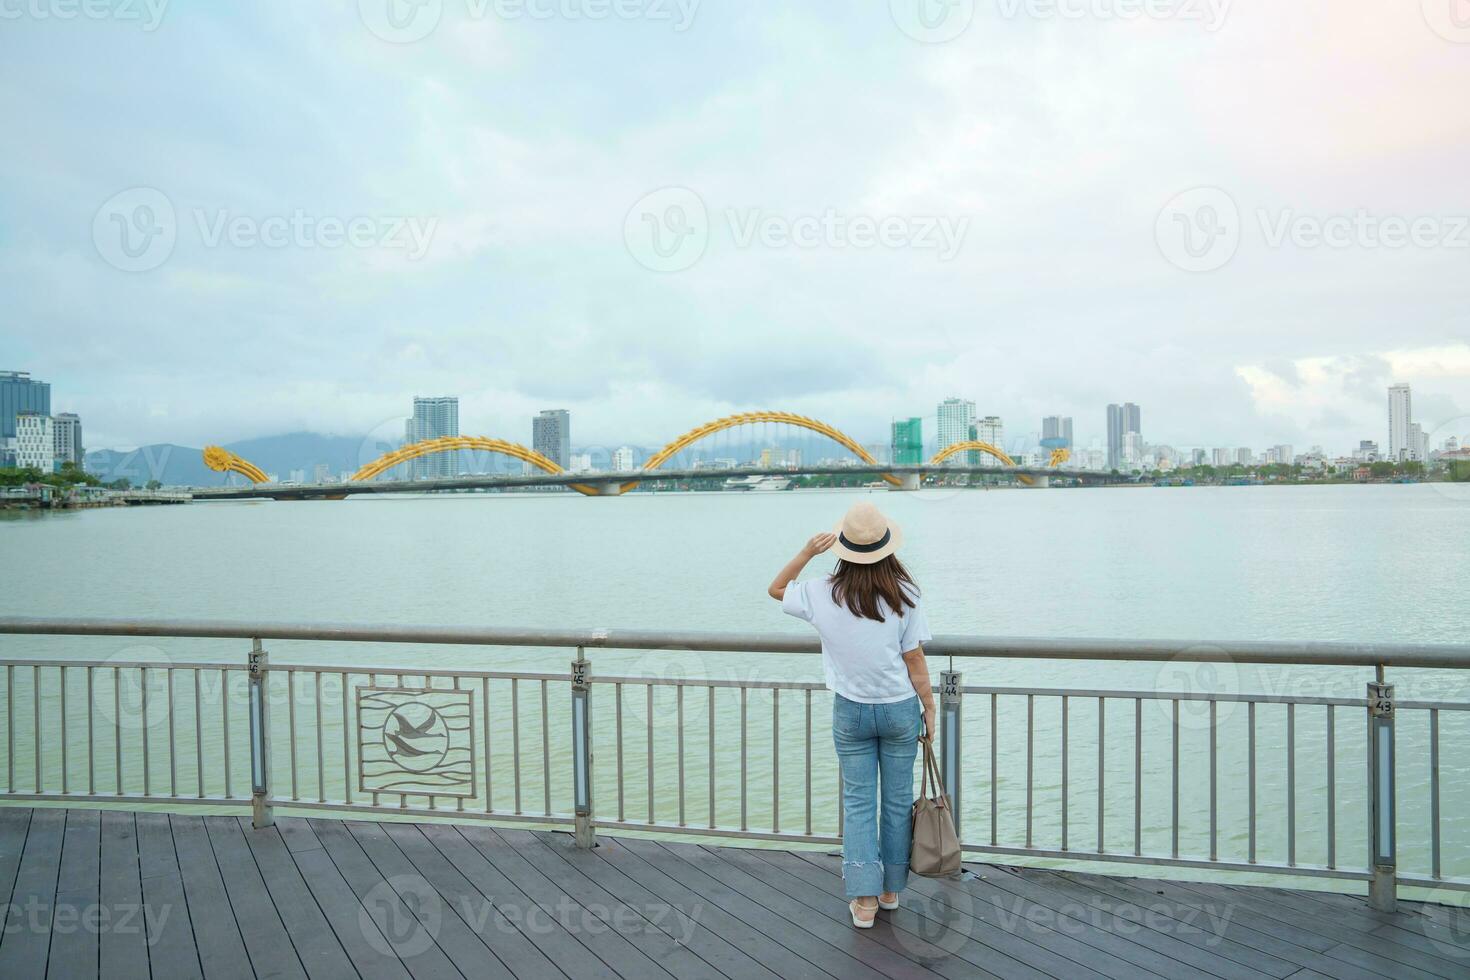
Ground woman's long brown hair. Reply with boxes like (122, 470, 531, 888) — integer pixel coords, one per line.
(829, 555, 917, 623)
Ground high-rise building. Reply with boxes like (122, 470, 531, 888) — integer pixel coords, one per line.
(1408, 422, 1427, 462)
(15, 413, 55, 471)
(1388, 383, 1413, 461)
(890, 417, 923, 466)
(1041, 416, 1074, 449)
(533, 409, 571, 469)
(52, 413, 82, 468)
(313, 463, 332, 484)
(1106, 403, 1141, 471)
(611, 446, 636, 472)
(971, 416, 1004, 467)
(405, 396, 460, 479)
(936, 398, 974, 464)
(1, 371, 51, 467)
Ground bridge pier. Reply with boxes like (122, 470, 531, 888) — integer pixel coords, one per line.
(889, 473, 921, 491)
(1030, 475, 1051, 488)
(588, 481, 626, 496)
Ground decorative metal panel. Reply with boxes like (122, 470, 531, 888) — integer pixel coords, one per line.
(357, 687, 476, 798)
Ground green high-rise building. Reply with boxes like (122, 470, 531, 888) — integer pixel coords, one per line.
(891, 417, 923, 465)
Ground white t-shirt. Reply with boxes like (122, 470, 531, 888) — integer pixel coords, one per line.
(782, 575, 932, 704)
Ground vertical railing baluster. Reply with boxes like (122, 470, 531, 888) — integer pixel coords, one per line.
(167, 668, 176, 799)
(1287, 702, 1296, 867)
(1025, 694, 1034, 849)
(1430, 707, 1440, 880)
(740, 687, 748, 832)
(1097, 696, 1105, 853)
(1060, 695, 1068, 852)
(193, 669, 203, 798)
(1209, 699, 1217, 862)
(6, 664, 13, 793)
(87, 667, 95, 796)
(614, 681, 623, 822)
(342, 672, 352, 807)
(677, 685, 686, 827)
(1171, 698, 1179, 860)
(139, 666, 149, 798)
(804, 688, 812, 837)
(707, 686, 715, 829)
(544, 679, 553, 818)
(34, 666, 42, 794)
(287, 670, 297, 802)
(114, 668, 123, 795)
(1327, 704, 1336, 870)
(991, 692, 998, 847)
(644, 684, 652, 824)
(316, 672, 325, 805)
(1133, 697, 1141, 856)
(1248, 700, 1256, 864)
(512, 678, 522, 815)
(772, 688, 780, 835)
(482, 676, 491, 813)
(222, 669, 231, 800)
(60, 666, 68, 796)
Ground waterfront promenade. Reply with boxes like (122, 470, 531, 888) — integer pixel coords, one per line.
(3, 806, 1468, 979)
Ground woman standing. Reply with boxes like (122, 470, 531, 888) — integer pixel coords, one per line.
(768, 501, 936, 928)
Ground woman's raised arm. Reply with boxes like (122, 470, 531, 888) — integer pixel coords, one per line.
(767, 532, 837, 600)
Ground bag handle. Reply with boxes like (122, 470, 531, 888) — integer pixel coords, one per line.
(920, 738, 947, 801)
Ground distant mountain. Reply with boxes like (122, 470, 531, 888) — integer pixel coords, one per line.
(86, 432, 371, 487)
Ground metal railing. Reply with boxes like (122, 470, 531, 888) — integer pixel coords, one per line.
(1, 617, 1467, 913)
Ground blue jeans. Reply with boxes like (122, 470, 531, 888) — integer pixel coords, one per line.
(832, 693, 920, 898)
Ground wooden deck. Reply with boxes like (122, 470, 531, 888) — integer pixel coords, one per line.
(0, 807, 1465, 979)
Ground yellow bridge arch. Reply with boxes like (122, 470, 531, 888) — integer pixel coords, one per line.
(203, 445, 268, 485)
(623, 411, 901, 493)
(351, 436, 601, 496)
(928, 442, 1069, 485)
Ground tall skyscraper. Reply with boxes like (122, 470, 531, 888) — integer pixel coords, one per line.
(1, 371, 50, 467)
(14, 414, 55, 472)
(405, 396, 459, 479)
(1106, 403, 1141, 471)
(533, 409, 571, 469)
(52, 413, 83, 468)
(1388, 383, 1413, 461)
(1041, 416, 1074, 448)
(890, 417, 923, 465)
(936, 398, 974, 464)
(971, 416, 1004, 467)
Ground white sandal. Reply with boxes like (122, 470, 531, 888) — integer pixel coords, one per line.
(878, 892, 900, 910)
(850, 898, 878, 928)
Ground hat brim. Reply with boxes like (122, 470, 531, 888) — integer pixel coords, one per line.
(829, 521, 903, 565)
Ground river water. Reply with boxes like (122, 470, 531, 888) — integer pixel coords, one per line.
(2, 483, 1467, 889)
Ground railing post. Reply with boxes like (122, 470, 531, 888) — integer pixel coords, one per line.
(1367, 673, 1395, 912)
(940, 669, 963, 841)
(571, 647, 595, 848)
(248, 639, 273, 829)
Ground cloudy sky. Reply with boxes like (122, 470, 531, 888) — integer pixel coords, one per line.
(3, 0, 1468, 456)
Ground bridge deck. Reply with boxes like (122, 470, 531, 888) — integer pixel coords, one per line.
(0, 807, 1464, 980)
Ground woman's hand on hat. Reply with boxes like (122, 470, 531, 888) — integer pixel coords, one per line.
(803, 532, 837, 556)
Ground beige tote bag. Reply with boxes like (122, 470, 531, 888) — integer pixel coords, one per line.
(910, 739, 962, 877)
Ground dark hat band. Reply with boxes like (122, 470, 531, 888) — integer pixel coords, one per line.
(838, 529, 891, 553)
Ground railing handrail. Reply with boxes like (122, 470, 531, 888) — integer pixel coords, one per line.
(2, 616, 1469, 669)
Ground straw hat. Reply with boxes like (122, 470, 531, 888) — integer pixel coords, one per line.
(831, 501, 903, 564)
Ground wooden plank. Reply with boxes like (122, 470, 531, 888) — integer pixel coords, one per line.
(0, 807, 64, 978)
(0, 807, 32, 906)
(590, 836, 866, 980)
(134, 811, 202, 980)
(703, 842, 989, 980)
(665, 841, 941, 980)
(626, 838, 904, 980)
(488, 828, 729, 980)
(525, 829, 784, 980)
(374, 821, 570, 980)
(421, 823, 673, 980)
(168, 813, 253, 980)
(232, 818, 362, 980)
(200, 816, 309, 980)
(753, 848, 1086, 980)
(307, 818, 461, 980)
(276, 817, 323, 854)
(49, 807, 101, 980)
(98, 811, 150, 980)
